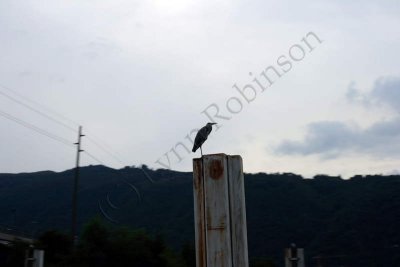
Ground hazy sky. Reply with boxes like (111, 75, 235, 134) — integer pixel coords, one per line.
(1, 0, 399, 177)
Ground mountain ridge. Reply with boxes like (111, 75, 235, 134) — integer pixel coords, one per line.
(1, 165, 399, 266)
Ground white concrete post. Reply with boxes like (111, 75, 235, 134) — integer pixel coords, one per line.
(285, 244, 305, 267)
(33, 250, 44, 267)
(193, 154, 249, 267)
(24, 248, 44, 267)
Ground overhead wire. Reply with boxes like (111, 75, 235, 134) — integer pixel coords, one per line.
(0, 84, 130, 167)
(0, 83, 153, 183)
(0, 83, 80, 129)
(85, 134, 154, 183)
(0, 85, 78, 133)
(85, 135, 126, 166)
(0, 109, 74, 148)
(83, 151, 107, 166)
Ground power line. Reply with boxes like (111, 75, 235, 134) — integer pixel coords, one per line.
(0, 84, 131, 162)
(84, 151, 107, 165)
(85, 147, 153, 183)
(0, 84, 122, 166)
(87, 141, 154, 183)
(0, 83, 80, 128)
(0, 85, 77, 133)
(85, 135, 129, 166)
(0, 109, 74, 148)
(84, 134, 154, 183)
(0, 83, 132, 167)
(0, 83, 153, 183)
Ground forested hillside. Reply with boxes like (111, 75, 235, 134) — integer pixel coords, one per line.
(1, 166, 399, 266)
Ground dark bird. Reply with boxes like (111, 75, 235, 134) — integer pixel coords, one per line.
(192, 122, 217, 156)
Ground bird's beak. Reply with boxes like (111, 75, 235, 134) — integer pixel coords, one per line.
(211, 123, 217, 125)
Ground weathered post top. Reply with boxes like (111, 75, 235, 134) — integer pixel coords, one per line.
(193, 154, 249, 267)
(193, 153, 239, 158)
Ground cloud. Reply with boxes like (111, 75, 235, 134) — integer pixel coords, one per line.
(370, 77, 400, 112)
(275, 77, 400, 158)
(347, 76, 400, 112)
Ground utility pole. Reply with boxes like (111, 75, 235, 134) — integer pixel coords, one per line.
(71, 126, 84, 245)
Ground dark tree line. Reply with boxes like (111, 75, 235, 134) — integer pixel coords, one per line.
(37, 218, 195, 267)
(1, 217, 276, 267)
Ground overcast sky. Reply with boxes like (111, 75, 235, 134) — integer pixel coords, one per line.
(0, 0, 399, 178)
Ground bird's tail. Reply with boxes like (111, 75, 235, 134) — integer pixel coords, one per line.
(192, 146, 198, 153)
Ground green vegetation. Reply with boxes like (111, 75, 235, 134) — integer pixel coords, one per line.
(35, 218, 191, 267)
(1, 218, 195, 267)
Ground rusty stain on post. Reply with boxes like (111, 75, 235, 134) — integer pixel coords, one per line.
(193, 154, 249, 267)
(209, 159, 224, 180)
(204, 154, 232, 267)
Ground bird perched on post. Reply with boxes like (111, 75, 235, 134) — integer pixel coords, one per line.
(192, 122, 217, 156)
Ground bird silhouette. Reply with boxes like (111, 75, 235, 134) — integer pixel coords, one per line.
(192, 122, 217, 156)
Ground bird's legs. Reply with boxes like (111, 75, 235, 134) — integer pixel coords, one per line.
(200, 146, 203, 157)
